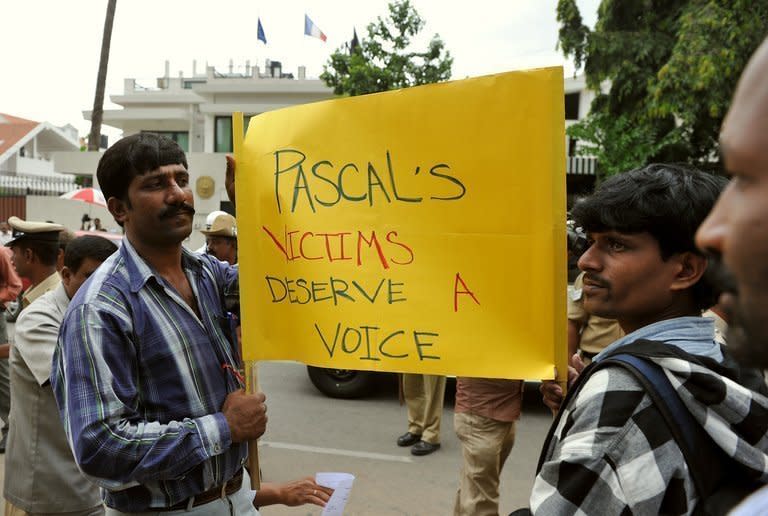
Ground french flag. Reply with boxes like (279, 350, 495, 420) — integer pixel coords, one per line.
(304, 14, 327, 42)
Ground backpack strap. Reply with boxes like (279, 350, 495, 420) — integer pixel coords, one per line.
(535, 361, 600, 473)
(603, 353, 723, 502)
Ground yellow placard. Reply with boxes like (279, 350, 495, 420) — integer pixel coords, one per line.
(236, 67, 566, 380)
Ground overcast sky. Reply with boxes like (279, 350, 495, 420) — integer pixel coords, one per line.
(2, 0, 599, 140)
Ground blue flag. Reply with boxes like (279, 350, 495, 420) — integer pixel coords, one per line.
(257, 18, 267, 44)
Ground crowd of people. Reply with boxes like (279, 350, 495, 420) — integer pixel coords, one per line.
(0, 34, 766, 516)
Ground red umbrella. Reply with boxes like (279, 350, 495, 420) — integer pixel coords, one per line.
(60, 188, 107, 208)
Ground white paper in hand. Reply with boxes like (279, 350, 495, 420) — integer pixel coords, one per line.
(316, 472, 355, 516)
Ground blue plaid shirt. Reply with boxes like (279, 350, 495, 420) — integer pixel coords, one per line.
(52, 238, 246, 511)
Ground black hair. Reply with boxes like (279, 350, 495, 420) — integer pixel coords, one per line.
(63, 235, 118, 272)
(96, 132, 188, 202)
(571, 163, 728, 310)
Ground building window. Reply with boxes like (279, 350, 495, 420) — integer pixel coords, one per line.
(564, 92, 580, 121)
(214, 115, 254, 153)
(568, 137, 577, 157)
(142, 130, 189, 151)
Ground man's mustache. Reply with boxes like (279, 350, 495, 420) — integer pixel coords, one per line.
(583, 273, 610, 289)
(704, 253, 738, 296)
(159, 203, 196, 219)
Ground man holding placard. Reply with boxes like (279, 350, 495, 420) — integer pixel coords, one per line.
(53, 134, 268, 515)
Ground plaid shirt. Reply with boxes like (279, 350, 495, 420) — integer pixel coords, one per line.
(52, 239, 245, 512)
(531, 318, 768, 515)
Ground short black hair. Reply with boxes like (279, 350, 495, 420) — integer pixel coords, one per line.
(96, 133, 188, 202)
(63, 235, 118, 272)
(571, 163, 727, 309)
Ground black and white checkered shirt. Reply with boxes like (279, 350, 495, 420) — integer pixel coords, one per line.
(531, 333, 768, 515)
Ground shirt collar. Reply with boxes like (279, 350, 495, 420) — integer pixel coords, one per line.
(121, 237, 204, 293)
(22, 271, 61, 307)
(593, 316, 723, 363)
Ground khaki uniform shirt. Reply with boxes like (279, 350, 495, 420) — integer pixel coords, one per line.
(21, 270, 60, 308)
(568, 272, 624, 354)
(5, 283, 103, 514)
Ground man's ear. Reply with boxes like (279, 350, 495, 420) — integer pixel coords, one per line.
(24, 247, 35, 264)
(60, 265, 72, 288)
(670, 252, 707, 291)
(108, 197, 127, 226)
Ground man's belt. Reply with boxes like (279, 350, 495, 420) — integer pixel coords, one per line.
(160, 468, 244, 512)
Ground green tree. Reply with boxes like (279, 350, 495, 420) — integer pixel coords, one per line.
(321, 0, 452, 96)
(558, 0, 768, 177)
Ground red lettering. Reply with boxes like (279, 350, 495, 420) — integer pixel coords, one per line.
(357, 231, 389, 269)
(299, 232, 323, 260)
(261, 225, 288, 260)
(262, 225, 414, 270)
(453, 273, 480, 312)
(285, 230, 301, 260)
(318, 232, 352, 262)
(386, 231, 414, 265)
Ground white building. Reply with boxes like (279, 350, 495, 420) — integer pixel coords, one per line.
(564, 74, 600, 187)
(86, 60, 334, 153)
(0, 113, 79, 192)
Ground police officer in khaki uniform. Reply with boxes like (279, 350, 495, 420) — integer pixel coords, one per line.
(398, 374, 446, 456)
(0, 217, 63, 455)
(567, 271, 623, 364)
(4, 235, 116, 516)
(200, 212, 238, 265)
(6, 217, 64, 308)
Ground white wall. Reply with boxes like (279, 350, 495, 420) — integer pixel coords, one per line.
(26, 196, 113, 232)
(51, 151, 102, 177)
(16, 156, 56, 175)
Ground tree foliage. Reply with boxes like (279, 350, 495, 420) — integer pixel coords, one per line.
(557, 0, 768, 176)
(320, 0, 452, 96)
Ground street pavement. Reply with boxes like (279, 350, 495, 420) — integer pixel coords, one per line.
(0, 321, 555, 515)
(238, 363, 553, 515)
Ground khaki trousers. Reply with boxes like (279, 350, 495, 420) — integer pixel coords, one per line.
(453, 412, 517, 516)
(402, 373, 446, 444)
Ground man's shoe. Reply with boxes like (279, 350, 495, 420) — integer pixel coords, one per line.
(396, 432, 422, 447)
(411, 440, 440, 456)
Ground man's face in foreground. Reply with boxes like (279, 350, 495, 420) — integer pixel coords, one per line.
(578, 230, 688, 334)
(116, 164, 195, 248)
(696, 40, 768, 367)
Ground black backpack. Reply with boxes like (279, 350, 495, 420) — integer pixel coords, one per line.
(601, 352, 763, 515)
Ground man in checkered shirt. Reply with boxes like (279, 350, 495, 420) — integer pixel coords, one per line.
(531, 164, 768, 515)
